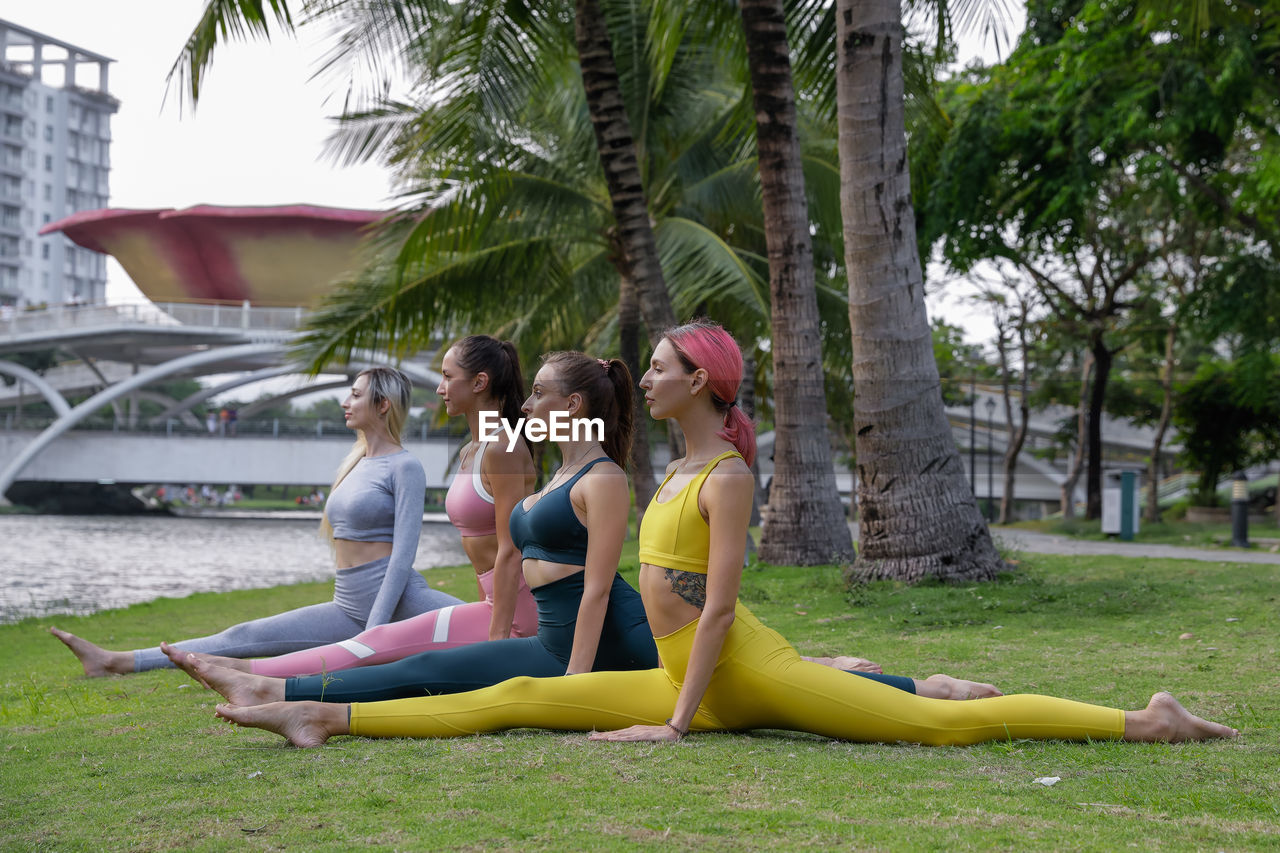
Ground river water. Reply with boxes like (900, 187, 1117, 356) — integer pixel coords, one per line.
(0, 514, 469, 624)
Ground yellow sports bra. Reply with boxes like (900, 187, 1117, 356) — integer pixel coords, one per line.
(637, 450, 744, 574)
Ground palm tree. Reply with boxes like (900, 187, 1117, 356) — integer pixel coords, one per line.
(289, 1, 792, 508)
(573, 0, 678, 344)
(834, 0, 1002, 581)
(171, 0, 685, 501)
(737, 0, 855, 564)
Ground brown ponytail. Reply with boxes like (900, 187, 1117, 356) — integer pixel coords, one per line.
(453, 334, 531, 453)
(541, 352, 634, 468)
(602, 358, 634, 469)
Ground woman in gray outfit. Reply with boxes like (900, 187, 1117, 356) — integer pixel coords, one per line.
(50, 367, 464, 676)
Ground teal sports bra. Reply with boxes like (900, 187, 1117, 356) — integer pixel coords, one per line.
(508, 457, 610, 565)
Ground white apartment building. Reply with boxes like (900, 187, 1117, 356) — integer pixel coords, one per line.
(0, 19, 116, 309)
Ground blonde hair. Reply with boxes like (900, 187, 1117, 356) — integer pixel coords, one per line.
(320, 367, 412, 541)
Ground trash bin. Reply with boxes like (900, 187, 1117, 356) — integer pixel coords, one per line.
(1101, 468, 1141, 540)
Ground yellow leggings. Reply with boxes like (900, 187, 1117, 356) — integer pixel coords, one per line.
(350, 602, 1126, 744)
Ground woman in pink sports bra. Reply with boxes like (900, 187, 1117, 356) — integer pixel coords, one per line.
(164, 335, 541, 679)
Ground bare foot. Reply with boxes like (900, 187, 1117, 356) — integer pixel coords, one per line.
(161, 643, 250, 687)
(1124, 692, 1238, 743)
(829, 656, 882, 674)
(918, 673, 1003, 701)
(215, 701, 348, 748)
(49, 627, 133, 677)
(191, 658, 285, 705)
(803, 655, 883, 674)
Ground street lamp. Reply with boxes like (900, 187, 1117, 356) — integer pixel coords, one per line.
(985, 397, 997, 521)
(1231, 472, 1251, 548)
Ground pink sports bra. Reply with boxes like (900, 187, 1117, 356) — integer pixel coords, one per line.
(444, 441, 498, 537)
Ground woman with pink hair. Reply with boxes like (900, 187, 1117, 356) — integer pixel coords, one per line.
(213, 320, 1236, 748)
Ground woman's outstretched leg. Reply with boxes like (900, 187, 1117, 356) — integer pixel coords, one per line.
(1122, 692, 1238, 742)
(246, 600, 497, 677)
(161, 643, 250, 675)
(802, 654, 881, 673)
(187, 657, 285, 706)
(131, 602, 367, 672)
(160, 599, 509, 679)
(735, 658, 1234, 745)
(166, 578, 532, 680)
(914, 674, 1003, 700)
(49, 627, 134, 677)
(214, 668, 682, 745)
(689, 614, 1235, 745)
(217, 701, 349, 748)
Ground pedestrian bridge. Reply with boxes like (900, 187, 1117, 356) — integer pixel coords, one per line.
(0, 300, 446, 503)
(0, 429, 462, 489)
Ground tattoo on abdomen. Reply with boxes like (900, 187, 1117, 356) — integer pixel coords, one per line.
(664, 569, 706, 609)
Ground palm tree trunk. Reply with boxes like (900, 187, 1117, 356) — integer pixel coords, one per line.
(574, 0, 678, 347)
(740, 0, 855, 565)
(618, 268, 657, 518)
(740, 347, 763, 529)
(1145, 323, 1176, 523)
(835, 0, 1002, 582)
(1060, 352, 1093, 519)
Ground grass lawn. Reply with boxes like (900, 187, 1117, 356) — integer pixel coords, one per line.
(1, 549, 1276, 851)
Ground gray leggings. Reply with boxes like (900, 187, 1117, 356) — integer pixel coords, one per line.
(133, 557, 464, 671)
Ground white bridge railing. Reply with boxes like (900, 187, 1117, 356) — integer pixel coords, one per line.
(1, 300, 308, 339)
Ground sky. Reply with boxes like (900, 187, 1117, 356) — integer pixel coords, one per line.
(1, 0, 1023, 349)
(0, 0, 395, 304)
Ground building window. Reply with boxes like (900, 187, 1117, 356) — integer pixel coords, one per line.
(45, 96, 54, 113)
(44, 155, 52, 172)
(43, 184, 52, 201)
(41, 243, 49, 259)
(43, 125, 53, 142)
(22, 239, 30, 256)
(42, 213, 50, 224)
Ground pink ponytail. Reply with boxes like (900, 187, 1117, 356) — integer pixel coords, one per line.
(664, 320, 757, 467)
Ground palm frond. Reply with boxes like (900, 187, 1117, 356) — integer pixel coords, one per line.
(657, 216, 770, 321)
(167, 0, 297, 107)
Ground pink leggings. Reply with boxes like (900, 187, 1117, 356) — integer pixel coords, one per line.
(248, 569, 538, 677)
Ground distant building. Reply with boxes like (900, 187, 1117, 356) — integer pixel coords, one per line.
(0, 19, 117, 308)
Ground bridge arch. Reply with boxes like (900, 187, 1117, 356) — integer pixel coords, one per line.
(0, 361, 72, 418)
(146, 366, 298, 425)
(237, 378, 350, 418)
(0, 343, 284, 503)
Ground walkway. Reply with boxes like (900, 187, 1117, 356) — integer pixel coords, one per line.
(847, 523, 1280, 564)
(989, 528, 1280, 565)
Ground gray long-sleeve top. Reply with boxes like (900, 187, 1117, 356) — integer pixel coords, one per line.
(324, 449, 426, 627)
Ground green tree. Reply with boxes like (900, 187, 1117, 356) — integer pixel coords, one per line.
(1173, 357, 1280, 506)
